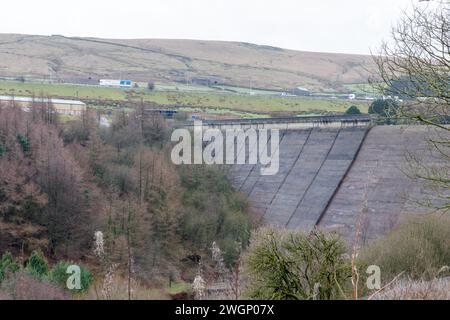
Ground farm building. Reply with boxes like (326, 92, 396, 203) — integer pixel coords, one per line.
(99, 79, 133, 88)
(292, 87, 311, 96)
(0, 96, 87, 116)
(191, 76, 223, 86)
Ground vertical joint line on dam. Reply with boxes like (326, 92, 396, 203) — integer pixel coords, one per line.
(260, 128, 313, 222)
(315, 125, 372, 227)
(285, 128, 342, 228)
(242, 131, 286, 196)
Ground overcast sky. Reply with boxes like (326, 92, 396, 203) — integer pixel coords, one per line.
(0, 0, 416, 54)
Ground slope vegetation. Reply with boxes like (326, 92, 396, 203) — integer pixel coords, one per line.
(0, 34, 375, 91)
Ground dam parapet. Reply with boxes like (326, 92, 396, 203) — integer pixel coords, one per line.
(186, 114, 373, 130)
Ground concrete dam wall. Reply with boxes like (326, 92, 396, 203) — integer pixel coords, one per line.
(319, 125, 447, 242)
(222, 120, 447, 240)
(227, 126, 368, 230)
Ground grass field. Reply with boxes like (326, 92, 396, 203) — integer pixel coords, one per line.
(0, 80, 127, 100)
(0, 80, 369, 115)
(343, 83, 379, 95)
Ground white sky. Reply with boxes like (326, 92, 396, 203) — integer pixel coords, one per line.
(0, 0, 416, 54)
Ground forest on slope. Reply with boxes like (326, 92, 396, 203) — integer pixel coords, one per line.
(0, 102, 253, 297)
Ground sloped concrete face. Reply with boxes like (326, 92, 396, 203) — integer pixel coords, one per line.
(227, 126, 368, 230)
(318, 125, 449, 243)
(227, 124, 448, 241)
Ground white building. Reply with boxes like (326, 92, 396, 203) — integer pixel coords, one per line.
(0, 96, 87, 116)
(99, 79, 133, 88)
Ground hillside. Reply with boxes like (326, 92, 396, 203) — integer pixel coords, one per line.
(0, 34, 375, 91)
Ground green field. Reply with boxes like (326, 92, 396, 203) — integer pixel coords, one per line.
(343, 83, 379, 96)
(0, 80, 369, 115)
(0, 80, 127, 100)
(178, 107, 270, 118)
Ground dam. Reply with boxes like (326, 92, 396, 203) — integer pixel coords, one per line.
(199, 115, 447, 241)
(318, 125, 447, 243)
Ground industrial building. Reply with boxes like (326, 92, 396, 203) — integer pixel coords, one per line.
(0, 96, 87, 116)
(99, 79, 133, 88)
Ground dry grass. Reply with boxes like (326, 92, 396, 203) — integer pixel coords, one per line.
(0, 271, 68, 300)
(358, 213, 450, 281)
(370, 277, 450, 300)
(83, 275, 172, 300)
(0, 34, 375, 91)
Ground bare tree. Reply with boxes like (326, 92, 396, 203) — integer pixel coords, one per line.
(371, 0, 449, 212)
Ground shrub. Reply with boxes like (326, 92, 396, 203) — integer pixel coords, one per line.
(0, 142, 5, 157)
(345, 105, 361, 115)
(16, 134, 30, 155)
(244, 227, 351, 300)
(0, 252, 20, 283)
(368, 98, 398, 116)
(0, 271, 68, 300)
(358, 214, 450, 281)
(26, 250, 49, 279)
(60, 120, 90, 144)
(180, 165, 252, 266)
(50, 261, 93, 293)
